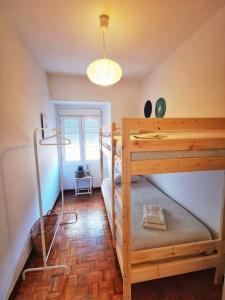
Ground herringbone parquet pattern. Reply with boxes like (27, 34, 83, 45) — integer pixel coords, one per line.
(13, 190, 222, 300)
(15, 190, 122, 300)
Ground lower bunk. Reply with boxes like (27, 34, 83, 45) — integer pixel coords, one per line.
(101, 177, 113, 232)
(102, 176, 221, 284)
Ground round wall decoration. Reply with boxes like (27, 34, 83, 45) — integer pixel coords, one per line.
(155, 98, 166, 118)
(144, 100, 152, 118)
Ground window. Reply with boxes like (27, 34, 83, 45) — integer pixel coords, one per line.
(84, 118, 100, 161)
(63, 118, 81, 162)
(60, 116, 100, 163)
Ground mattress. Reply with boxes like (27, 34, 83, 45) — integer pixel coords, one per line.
(115, 177, 212, 251)
(102, 142, 111, 152)
(101, 178, 112, 229)
(114, 132, 225, 160)
(102, 136, 111, 150)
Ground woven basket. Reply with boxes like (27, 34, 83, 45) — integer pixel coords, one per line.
(31, 210, 59, 256)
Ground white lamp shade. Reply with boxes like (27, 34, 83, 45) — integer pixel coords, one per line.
(87, 58, 122, 86)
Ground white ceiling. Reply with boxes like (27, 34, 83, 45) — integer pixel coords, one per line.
(1, 0, 224, 79)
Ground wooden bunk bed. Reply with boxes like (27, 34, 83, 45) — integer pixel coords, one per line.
(100, 118, 225, 300)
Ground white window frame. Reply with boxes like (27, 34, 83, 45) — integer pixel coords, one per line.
(59, 113, 101, 165)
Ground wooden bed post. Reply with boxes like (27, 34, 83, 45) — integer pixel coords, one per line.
(111, 122, 116, 248)
(214, 170, 225, 284)
(121, 118, 131, 300)
(100, 125, 103, 183)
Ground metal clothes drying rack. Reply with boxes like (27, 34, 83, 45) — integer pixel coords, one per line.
(22, 128, 77, 279)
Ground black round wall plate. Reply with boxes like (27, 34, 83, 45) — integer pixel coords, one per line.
(144, 100, 152, 118)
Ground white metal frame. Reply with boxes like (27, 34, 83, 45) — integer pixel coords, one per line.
(22, 128, 77, 280)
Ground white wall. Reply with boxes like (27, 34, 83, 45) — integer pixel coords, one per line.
(0, 10, 59, 299)
(148, 172, 224, 237)
(141, 7, 225, 118)
(48, 73, 142, 125)
(141, 6, 225, 235)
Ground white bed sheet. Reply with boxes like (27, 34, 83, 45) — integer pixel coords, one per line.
(101, 178, 113, 229)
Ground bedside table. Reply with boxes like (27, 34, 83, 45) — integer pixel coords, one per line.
(74, 175, 93, 196)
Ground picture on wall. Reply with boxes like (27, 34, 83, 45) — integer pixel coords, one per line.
(144, 100, 152, 118)
(40, 112, 48, 139)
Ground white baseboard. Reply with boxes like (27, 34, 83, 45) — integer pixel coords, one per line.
(6, 236, 32, 299)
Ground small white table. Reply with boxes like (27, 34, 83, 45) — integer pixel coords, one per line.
(74, 175, 93, 196)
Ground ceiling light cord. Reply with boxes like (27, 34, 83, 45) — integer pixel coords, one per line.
(86, 14, 122, 86)
(102, 30, 106, 59)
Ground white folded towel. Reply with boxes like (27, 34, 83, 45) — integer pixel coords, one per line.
(143, 205, 165, 224)
(142, 222, 167, 231)
(142, 205, 167, 231)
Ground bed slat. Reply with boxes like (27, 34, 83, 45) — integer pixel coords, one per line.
(129, 138, 225, 152)
(131, 254, 220, 283)
(131, 239, 220, 264)
(123, 118, 225, 131)
(131, 156, 225, 175)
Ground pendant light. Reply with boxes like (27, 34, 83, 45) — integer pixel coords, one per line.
(87, 15, 122, 86)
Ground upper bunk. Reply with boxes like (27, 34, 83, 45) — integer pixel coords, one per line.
(102, 118, 225, 175)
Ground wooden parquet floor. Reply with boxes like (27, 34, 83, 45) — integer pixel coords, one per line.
(13, 190, 223, 300)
